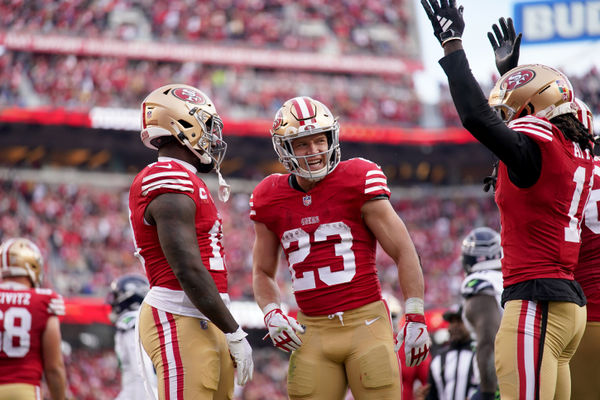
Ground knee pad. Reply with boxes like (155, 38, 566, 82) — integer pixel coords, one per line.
(357, 345, 395, 389)
(287, 352, 316, 397)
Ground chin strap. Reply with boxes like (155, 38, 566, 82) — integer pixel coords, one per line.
(182, 138, 230, 202)
(216, 169, 230, 202)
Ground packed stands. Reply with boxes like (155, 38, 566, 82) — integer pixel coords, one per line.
(1, 0, 416, 57)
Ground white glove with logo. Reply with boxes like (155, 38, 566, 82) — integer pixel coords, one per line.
(395, 298, 431, 367)
(263, 303, 305, 352)
(225, 327, 254, 385)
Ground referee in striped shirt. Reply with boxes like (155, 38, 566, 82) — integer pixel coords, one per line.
(424, 305, 479, 400)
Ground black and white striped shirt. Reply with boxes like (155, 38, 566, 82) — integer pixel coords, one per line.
(426, 340, 479, 400)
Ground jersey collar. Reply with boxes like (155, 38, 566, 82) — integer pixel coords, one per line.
(158, 156, 197, 174)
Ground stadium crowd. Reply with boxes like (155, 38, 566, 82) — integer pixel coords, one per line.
(0, 51, 420, 125)
(1, 0, 414, 57)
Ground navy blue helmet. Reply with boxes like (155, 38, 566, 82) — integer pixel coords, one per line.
(107, 274, 149, 321)
(461, 227, 502, 274)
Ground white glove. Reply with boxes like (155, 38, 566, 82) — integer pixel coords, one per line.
(395, 313, 431, 367)
(263, 303, 305, 352)
(225, 327, 254, 385)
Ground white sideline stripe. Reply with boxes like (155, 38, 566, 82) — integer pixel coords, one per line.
(365, 185, 391, 194)
(142, 178, 193, 192)
(366, 177, 387, 185)
(157, 310, 179, 399)
(523, 301, 537, 400)
(142, 171, 189, 182)
(142, 184, 194, 196)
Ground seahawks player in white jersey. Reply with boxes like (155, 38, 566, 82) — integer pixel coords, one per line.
(460, 227, 503, 400)
(107, 274, 157, 400)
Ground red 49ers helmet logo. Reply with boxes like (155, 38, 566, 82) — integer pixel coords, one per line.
(172, 88, 207, 105)
(503, 69, 536, 91)
(272, 110, 284, 131)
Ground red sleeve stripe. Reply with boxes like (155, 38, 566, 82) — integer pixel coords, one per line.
(142, 171, 189, 183)
(142, 182, 194, 196)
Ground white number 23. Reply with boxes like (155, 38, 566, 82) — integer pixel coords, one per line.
(281, 222, 356, 292)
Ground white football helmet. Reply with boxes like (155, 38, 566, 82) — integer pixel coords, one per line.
(140, 84, 226, 169)
(0, 238, 44, 287)
(271, 96, 341, 180)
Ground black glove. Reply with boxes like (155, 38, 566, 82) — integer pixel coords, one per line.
(488, 17, 522, 76)
(421, 0, 465, 46)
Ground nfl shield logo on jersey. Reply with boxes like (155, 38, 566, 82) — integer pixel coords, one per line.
(303, 195, 312, 206)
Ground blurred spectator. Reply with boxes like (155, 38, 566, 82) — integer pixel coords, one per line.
(0, 51, 421, 125)
(1, 0, 415, 57)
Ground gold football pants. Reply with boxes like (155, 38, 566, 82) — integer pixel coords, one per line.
(495, 300, 585, 400)
(138, 303, 234, 400)
(570, 321, 600, 400)
(289, 300, 401, 400)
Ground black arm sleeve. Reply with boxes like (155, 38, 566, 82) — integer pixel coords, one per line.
(439, 50, 542, 188)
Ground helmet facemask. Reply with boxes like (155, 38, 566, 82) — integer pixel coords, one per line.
(271, 97, 341, 181)
(141, 84, 231, 201)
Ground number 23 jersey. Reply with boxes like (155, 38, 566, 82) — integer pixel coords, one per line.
(250, 158, 390, 316)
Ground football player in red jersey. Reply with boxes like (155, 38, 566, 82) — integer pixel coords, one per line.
(130, 84, 253, 399)
(486, 19, 600, 400)
(0, 238, 66, 400)
(421, 2, 597, 399)
(251, 96, 430, 400)
(570, 99, 600, 400)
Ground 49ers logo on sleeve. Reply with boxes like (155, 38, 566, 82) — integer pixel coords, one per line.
(503, 70, 535, 91)
(172, 88, 207, 105)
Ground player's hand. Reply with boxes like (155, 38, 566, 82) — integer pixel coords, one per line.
(263, 304, 305, 352)
(488, 17, 522, 76)
(225, 327, 254, 385)
(395, 313, 431, 367)
(421, 0, 465, 46)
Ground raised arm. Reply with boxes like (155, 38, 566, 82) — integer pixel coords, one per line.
(421, 0, 542, 188)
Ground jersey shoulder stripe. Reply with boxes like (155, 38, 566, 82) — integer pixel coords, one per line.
(140, 169, 194, 196)
(508, 116, 553, 142)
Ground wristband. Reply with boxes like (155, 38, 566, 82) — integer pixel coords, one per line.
(405, 297, 424, 315)
(262, 303, 280, 316)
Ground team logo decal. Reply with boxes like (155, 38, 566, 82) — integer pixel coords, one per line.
(272, 110, 283, 131)
(172, 88, 207, 105)
(303, 195, 312, 206)
(503, 69, 535, 91)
